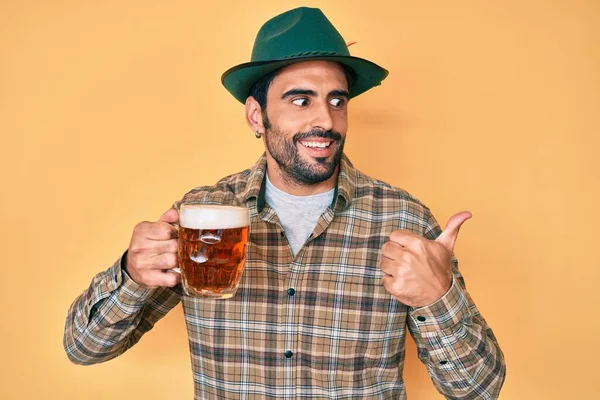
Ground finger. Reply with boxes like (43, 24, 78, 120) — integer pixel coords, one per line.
(151, 238, 178, 255)
(129, 237, 177, 264)
(379, 257, 404, 277)
(144, 221, 178, 241)
(160, 270, 182, 287)
(135, 252, 178, 271)
(160, 208, 179, 224)
(145, 270, 181, 288)
(159, 208, 179, 239)
(436, 211, 472, 252)
(381, 275, 402, 299)
(166, 271, 182, 287)
(381, 241, 407, 261)
(149, 252, 178, 270)
(388, 230, 421, 250)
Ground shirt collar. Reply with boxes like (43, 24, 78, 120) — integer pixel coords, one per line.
(237, 153, 356, 213)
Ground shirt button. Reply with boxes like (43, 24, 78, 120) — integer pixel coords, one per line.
(440, 360, 448, 365)
(287, 288, 296, 296)
(280, 231, 285, 237)
(284, 350, 293, 358)
(417, 316, 426, 322)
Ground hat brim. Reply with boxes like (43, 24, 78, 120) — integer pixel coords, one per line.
(221, 55, 389, 104)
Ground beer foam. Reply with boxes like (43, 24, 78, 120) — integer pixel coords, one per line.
(180, 204, 249, 230)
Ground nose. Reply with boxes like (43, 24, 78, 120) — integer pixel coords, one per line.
(311, 101, 334, 132)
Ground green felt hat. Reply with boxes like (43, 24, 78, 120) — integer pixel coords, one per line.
(221, 7, 389, 104)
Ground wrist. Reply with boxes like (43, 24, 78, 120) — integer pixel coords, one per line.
(417, 278, 454, 308)
(120, 250, 138, 282)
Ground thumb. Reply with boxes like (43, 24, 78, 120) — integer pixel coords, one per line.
(435, 211, 472, 252)
(159, 207, 179, 224)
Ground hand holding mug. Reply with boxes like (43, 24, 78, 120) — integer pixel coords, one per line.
(125, 208, 181, 289)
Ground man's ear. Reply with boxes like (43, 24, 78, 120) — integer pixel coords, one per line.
(245, 96, 265, 134)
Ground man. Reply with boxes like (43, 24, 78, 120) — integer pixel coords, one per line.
(64, 7, 506, 399)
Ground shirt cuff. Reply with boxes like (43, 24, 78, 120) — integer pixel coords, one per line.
(408, 277, 472, 334)
(94, 251, 156, 304)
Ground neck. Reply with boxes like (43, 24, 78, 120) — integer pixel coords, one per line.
(265, 156, 339, 196)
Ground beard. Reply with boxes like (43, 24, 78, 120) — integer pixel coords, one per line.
(262, 113, 345, 185)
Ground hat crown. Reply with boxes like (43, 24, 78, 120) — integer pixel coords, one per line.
(251, 7, 350, 62)
(221, 7, 388, 104)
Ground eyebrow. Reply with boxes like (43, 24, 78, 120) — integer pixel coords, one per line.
(281, 88, 350, 99)
(329, 89, 350, 98)
(281, 89, 317, 99)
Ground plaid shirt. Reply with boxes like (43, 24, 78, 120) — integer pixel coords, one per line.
(64, 154, 506, 399)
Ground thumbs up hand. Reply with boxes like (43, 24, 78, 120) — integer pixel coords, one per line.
(379, 211, 472, 307)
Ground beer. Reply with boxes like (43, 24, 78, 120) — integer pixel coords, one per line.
(178, 204, 250, 298)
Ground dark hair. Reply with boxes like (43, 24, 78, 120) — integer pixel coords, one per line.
(248, 68, 281, 110)
(248, 63, 356, 109)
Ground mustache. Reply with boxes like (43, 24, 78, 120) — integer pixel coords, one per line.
(293, 129, 343, 144)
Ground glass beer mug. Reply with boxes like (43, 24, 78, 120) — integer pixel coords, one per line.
(176, 204, 250, 299)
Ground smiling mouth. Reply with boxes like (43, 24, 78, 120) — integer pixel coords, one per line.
(299, 140, 333, 149)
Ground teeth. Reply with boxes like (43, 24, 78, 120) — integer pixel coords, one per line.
(301, 141, 331, 148)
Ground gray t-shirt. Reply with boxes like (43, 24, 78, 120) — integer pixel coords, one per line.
(265, 174, 335, 256)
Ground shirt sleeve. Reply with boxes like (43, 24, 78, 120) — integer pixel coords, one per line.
(63, 252, 182, 365)
(406, 211, 506, 399)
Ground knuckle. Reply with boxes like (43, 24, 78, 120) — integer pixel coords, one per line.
(389, 230, 406, 242)
(381, 242, 390, 253)
(140, 258, 155, 270)
(382, 242, 397, 256)
(163, 273, 179, 287)
(129, 242, 144, 254)
(379, 258, 390, 270)
(156, 225, 174, 240)
(395, 267, 407, 280)
(161, 253, 177, 268)
(133, 221, 150, 234)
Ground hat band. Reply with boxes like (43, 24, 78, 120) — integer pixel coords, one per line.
(263, 50, 345, 61)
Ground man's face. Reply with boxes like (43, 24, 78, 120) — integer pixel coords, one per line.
(262, 60, 349, 185)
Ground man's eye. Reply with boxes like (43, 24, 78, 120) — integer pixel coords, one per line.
(292, 98, 309, 106)
(330, 98, 345, 107)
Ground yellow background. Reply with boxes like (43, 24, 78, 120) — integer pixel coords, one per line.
(1, 0, 598, 399)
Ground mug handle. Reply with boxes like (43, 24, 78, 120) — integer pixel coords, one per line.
(167, 219, 181, 274)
